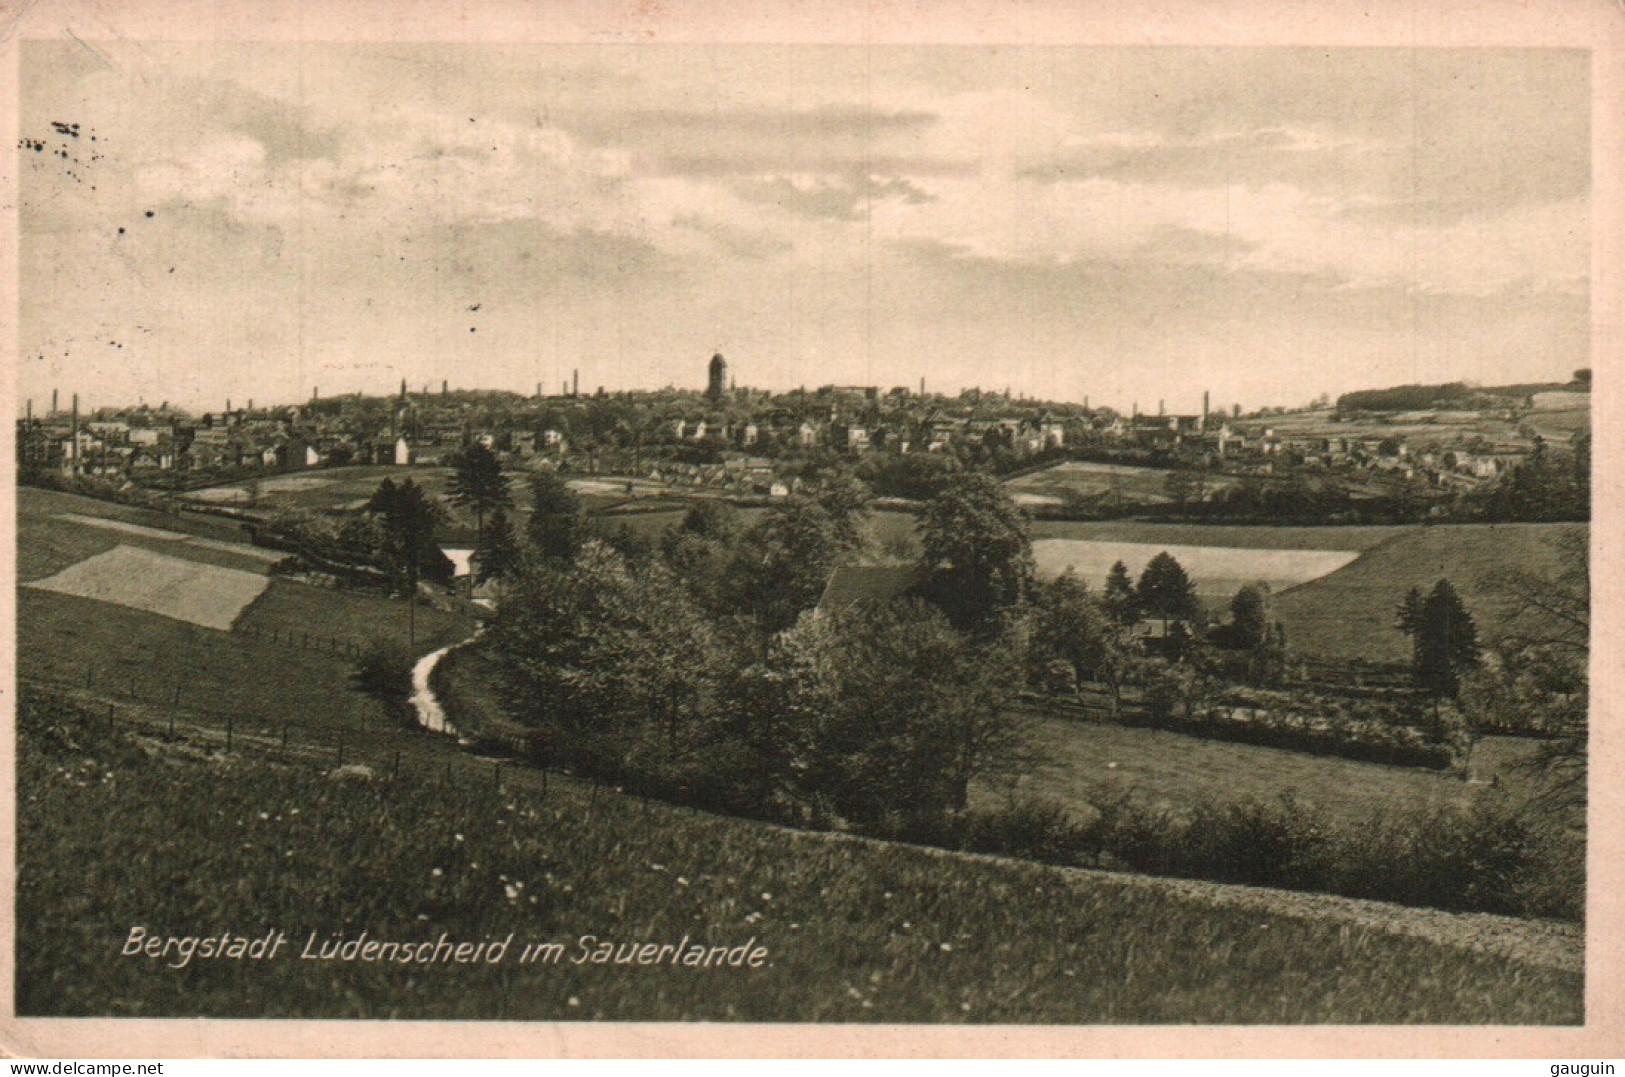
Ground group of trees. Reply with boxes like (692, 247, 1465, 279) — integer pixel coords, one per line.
(361, 477, 455, 587)
(1467, 436, 1589, 523)
(455, 435, 1584, 834)
(483, 473, 1033, 827)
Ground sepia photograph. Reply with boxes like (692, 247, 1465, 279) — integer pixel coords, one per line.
(3, 0, 1620, 1057)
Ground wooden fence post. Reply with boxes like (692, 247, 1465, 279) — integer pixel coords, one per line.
(226, 715, 234, 752)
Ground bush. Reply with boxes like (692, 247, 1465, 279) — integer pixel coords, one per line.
(1181, 793, 1328, 889)
(1085, 786, 1578, 920)
(351, 643, 417, 728)
(959, 798, 1097, 865)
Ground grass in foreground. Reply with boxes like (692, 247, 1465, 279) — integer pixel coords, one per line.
(16, 693, 1580, 1023)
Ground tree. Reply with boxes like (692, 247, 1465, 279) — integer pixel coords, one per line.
(739, 494, 861, 633)
(918, 471, 1033, 633)
(810, 471, 872, 552)
(1230, 583, 1270, 650)
(770, 598, 1030, 825)
(486, 542, 721, 773)
(1395, 585, 1426, 672)
(446, 442, 511, 547)
(1162, 469, 1207, 518)
(1461, 528, 1587, 811)
(472, 506, 522, 584)
(1397, 579, 1480, 697)
(365, 477, 453, 588)
(1227, 583, 1287, 686)
(676, 499, 738, 541)
(1103, 560, 1138, 624)
(527, 470, 584, 561)
(1136, 551, 1200, 633)
(1028, 572, 1119, 691)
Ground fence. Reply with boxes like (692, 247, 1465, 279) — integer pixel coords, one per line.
(234, 621, 368, 659)
(18, 673, 554, 801)
(18, 674, 725, 829)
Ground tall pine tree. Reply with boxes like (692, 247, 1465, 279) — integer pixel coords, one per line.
(1397, 579, 1480, 696)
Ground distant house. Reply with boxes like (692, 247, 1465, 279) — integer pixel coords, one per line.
(394, 436, 411, 466)
(831, 423, 870, 452)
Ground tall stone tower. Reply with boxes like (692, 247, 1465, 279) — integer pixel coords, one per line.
(707, 352, 728, 402)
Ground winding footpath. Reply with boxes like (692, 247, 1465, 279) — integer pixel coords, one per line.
(409, 641, 463, 736)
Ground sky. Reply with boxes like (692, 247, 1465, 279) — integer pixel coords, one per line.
(18, 43, 1590, 415)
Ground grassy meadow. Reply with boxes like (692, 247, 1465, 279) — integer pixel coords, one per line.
(1002, 715, 1545, 828)
(1271, 523, 1583, 662)
(18, 488, 477, 736)
(1006, 459, 1242, 507)
(15, 691, 1581, 1023)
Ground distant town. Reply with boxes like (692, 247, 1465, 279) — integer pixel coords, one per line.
(16, 353, 1591, 528)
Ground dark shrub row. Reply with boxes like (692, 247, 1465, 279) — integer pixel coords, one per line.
(884, 791, 1581, 922)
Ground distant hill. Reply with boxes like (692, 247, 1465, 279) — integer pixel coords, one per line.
(1336, 377, 1588, 414)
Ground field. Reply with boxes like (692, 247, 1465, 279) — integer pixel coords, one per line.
(1033, 539, 1359, 598)
(1026, 519, 1400, 551)
(1271, 524, 1582, 662)
(1023, 518, 1581, 662)
(1003, 716, 1542, 829)
(184, 466, 461, 511)
(15, 692, 1581, 1023)
(1250, 406, 1582, 451)
(1006, 459, 1237, 507)
(18, 486, 284, 581)
(25, 544, 271, 630)
(18, 487, 478, 734)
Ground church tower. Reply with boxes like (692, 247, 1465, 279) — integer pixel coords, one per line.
(707, 352, 728, 402)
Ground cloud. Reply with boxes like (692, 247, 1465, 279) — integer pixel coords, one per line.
(738, 172, 934, 221)
(568, 105, 936, 141)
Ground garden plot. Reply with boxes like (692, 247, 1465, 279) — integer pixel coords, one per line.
(1033, 539, 1360, 598)
(25, 544, 270, 630)
(1007, 460, 1238, 506)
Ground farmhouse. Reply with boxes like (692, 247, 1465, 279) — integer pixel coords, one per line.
(815, 564, 926, 616)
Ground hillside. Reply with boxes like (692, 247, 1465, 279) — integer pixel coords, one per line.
(1270, 523, 1582, 663)
(15, 691, 1580, 1023)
